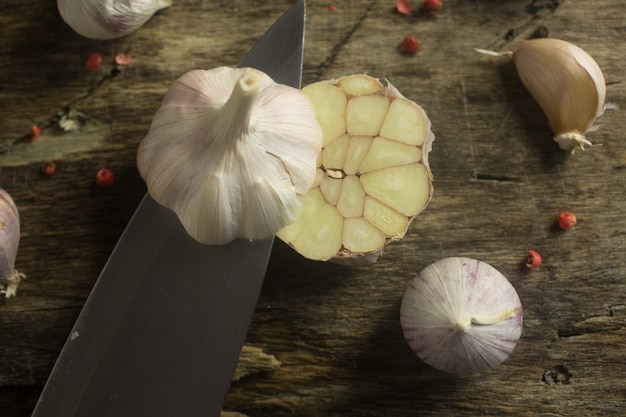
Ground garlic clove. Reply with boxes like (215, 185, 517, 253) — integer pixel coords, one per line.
(0, 188, 25, 298)
(276, 74, 434, 265)
(400, 257, 523, 375)
(57, 0, 172, 40)
(477, 38, 609, 152)
(137, 67, 322, 246)
(513, 38, 606, 151)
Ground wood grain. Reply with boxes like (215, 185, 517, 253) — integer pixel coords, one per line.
(2, 0, 626, 416)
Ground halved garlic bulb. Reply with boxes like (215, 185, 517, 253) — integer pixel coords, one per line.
(137, 66, 323, 246)
(276, 74, 434, 265)
(400, 257, 523, 375)
(58, 0, 172, 40)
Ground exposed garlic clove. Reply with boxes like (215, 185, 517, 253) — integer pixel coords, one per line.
(137, 66, 323, 246)
(477, 38, 609, 152)
(0, 188, 25, 298)
(400, 257, 523, 375)
(276, 74, 434, 265)
(57, 0, 172, 40)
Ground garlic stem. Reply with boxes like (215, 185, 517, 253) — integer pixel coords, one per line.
(474, 48, 513, 58)
(216, 71, 260, 144)
(470, 306, 520, 325)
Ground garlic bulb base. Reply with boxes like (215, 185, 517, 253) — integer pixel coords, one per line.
(1, 270, 25, 298)
(554, 132, 594, 152)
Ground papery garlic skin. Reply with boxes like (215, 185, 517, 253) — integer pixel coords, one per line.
(512, 38, 607, 151)
(137, 67, 323, 246)
(0, 188, 25, 298)
(58, 0, 172, 40)
(400, 257, 523, 375)
(277, 74, 434, 265)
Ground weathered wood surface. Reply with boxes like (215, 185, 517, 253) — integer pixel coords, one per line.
(2, 0, 626, 416)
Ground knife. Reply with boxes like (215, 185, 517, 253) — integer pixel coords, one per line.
(31, 1, 305, 416)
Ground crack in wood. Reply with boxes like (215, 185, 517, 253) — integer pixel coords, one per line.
(482, 0, 566, 50)
(0, 68, 123, 166)
(314, 0, 378, 80)
(474, 173, 522, 182)
(557, 305, 626, 337)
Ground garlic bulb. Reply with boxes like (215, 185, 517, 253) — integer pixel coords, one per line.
(58, 0, 172, 40)
(0, 188, 25, 298)
(137, 66, 323, 246)
(277, 74, 434, 265)
(400, 257, 523, 375)
(477, 38, 608, 152)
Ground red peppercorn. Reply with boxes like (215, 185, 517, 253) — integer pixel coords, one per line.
(42, 162, 55, 176)
(557, 211, 577, 230)
(86, 52, 102, 72)
(30, 125, 41, 142)
(396, 0, 412, 15)
(525, 250, 542, 270)
(96, 168, 114, 188)
(423, 0, 442, 14)
(401, 36, 420, 54)
(328, 5, 336, 11)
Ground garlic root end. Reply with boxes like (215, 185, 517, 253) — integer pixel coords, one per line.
(554, 132, 594, 152)
(1, 270, 25, 298)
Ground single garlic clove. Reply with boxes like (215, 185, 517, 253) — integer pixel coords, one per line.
(276, 74, 434, 265)
(0, 188, 25, 298)
(512, 38, 607, 151)
(137, 67, 323, 246)
(57, 0, 172, 40)
(477, 38, 609, 152)
(400, 257, 523, 375)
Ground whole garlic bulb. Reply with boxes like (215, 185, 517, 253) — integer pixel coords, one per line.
(477, 38, 609, 152)
(58, 0, 172, 40)
(277, 74, 434, 265)
(137, 66, 323, 246)
(400, 257, 523, 375)
(0, 187, 25, 298)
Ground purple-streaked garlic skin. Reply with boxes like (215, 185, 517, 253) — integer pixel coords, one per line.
(400, 257, 523, 375)
(0, 187, 24, 298)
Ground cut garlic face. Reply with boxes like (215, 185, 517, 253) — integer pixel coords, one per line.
(57, 0, 172, 40)
(137, 66, 323, 246)
(400, 257, 523, 375)
(276, 74, 434, 264)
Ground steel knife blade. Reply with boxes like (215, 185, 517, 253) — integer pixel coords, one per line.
(31, 1, 306, 416)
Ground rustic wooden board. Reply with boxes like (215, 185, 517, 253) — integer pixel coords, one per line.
(2, 0, 626, 416)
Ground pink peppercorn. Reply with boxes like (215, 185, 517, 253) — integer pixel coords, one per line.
(557, 212, 577, 230)
(526, 250, 542, 270)
(401, 36, 420, 54)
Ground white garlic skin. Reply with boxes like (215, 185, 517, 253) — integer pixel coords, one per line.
(0, 188, 25, 298)
(137, 66, 323, 246)
(512, 38, 607, 151)
(400, 257, 523, 375)
(58, 0, 172, 40)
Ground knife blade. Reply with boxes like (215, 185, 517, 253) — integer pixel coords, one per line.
(31, 2, 306, 416)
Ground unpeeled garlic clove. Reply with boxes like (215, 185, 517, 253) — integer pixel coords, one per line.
(477, 38, 609, 152)
(57, 0, 172, 40)
(137, 66, 322, 246)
